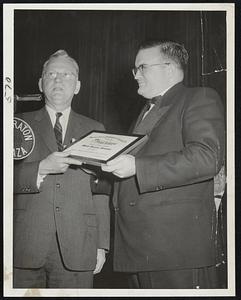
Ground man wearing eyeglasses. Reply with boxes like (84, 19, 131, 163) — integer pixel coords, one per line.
(13, 50, 110, 288)
(102, 40, 225, 288)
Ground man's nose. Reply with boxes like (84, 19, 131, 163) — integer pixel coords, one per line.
(54, 73, 63, 81)
(134, 69, 142, 79)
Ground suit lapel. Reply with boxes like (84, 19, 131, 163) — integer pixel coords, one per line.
(34, 108, 88, 152)
(133, 104, 171, 135)
(34, 107, 58, 152)
(132, 82, 184, 135)
(63, 110, 87, 147)
(131, 105, 149, 132)
(129, 105, 170, 155)
(64, 110, 77, 146)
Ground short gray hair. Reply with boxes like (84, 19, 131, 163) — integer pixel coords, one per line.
(42, 49, 79, 76)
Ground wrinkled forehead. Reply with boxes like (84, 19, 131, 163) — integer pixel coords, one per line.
(42, 56, 79, 75)
(135, 46, 165, 66)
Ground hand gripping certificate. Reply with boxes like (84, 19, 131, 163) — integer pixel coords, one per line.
(64, 131, 147, 166)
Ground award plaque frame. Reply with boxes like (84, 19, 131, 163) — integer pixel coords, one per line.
(64, 130, 147, 166)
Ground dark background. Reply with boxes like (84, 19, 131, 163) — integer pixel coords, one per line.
(14, 9, 227, 288)
(14, 10, 226, 131)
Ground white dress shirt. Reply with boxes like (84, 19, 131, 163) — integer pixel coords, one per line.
(36, 105, 71, 188)
(45, 105, 71, 142)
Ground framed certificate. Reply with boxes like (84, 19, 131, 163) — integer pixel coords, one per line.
(64, 130, 147, 166)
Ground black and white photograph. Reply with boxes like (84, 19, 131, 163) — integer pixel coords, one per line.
(3, 3, 235, 297)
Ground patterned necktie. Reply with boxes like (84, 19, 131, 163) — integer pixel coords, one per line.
(54, 112, 63, 151)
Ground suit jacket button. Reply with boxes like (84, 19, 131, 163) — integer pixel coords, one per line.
(56, 183, 60, 188)
(129, 202, 136, 206)
(114, 207, 119, 212)
(156, 186, 163, 191)
(56, 206, 60, 212)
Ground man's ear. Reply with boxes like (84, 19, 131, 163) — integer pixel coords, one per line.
(38, 78, 43, 93)
(168, 63, 176, 76)
(166, 63, 178, 82)
(74, 80, 81, 95)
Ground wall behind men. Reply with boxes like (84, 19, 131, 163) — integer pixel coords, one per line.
(14, 10, 226, 132)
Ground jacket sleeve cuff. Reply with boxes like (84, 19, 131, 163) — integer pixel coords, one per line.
(136, 156, 165, 194)
(14, 161, 41, 194)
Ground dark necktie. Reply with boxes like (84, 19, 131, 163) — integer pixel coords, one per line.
(54, 112, 63, 151)
(132, 95, 163, 132)
(151, 94, 162, 104)
(140, 101, 152, 119)
(137, 96, 161, 123)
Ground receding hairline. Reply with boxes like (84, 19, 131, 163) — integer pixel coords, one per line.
(42, 51, 79, 76)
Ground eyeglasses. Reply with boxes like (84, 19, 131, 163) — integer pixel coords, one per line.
(43, 71, 77, 80)
(132, 63, 171, 76)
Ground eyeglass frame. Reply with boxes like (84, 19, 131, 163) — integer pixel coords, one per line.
(43, 71, 77, 80)
(132, 63, 171, 76)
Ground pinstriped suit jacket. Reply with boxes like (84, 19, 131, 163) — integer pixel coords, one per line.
(14, 108, 110, 271)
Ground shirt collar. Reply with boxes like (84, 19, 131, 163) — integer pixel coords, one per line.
(154, 80, 183, 98)
(45, 105, 71, 121)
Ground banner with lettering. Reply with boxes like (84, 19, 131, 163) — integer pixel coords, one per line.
(14, 117, 35, 160)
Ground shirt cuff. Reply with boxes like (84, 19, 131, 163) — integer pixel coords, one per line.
(36, 173, 47, 189)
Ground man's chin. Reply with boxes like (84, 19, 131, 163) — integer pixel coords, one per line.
(137, 87, 145, 95)
(137, 87, 150, 99)
(50, 93, 66, 102)
(46, 96, 65, 106)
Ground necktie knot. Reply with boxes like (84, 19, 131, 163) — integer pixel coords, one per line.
(56, 112, 62, 120)
(150, 95, 162, 104)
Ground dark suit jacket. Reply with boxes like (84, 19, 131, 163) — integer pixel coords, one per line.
(113, 82, 225, 272)
(14, 108, 110, 271)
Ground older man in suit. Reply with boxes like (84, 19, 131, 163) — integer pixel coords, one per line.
(13, 50, 110, 288)
(102, 40, 225, 288)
